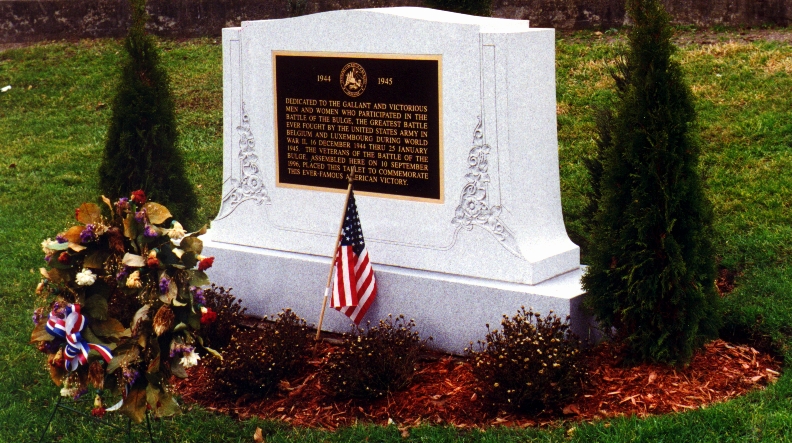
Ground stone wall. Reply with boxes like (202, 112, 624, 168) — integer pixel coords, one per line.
(1, 0, 789, 44)
(493, 0, 790, 29)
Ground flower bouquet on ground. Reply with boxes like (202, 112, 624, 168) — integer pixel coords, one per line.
(31, 190, 219, 422)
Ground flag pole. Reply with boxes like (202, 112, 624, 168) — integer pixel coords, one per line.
(315, 167, 357, 341)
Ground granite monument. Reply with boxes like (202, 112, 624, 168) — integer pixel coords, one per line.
(203, 7, 589, 352)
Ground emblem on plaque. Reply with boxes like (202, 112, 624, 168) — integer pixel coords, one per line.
(340, 62, 367, 97)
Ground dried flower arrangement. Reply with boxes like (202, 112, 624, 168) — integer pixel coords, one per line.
(31, 191, 218, 422)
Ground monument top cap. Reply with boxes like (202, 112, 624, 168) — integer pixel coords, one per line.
(244, 7, 531, 34)
(359, 7, 530, 33)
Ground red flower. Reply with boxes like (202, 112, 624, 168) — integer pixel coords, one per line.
(74, 208, 80, 220)
(57, 252, 70, 264)
(200, 308, 217, 325)
(131, 190, 147, 205)
(91, 407, 106, 418)
(147, 256, 160, 268)
(197, 256, 214, 271)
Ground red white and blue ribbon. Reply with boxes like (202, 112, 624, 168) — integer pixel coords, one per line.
(45, 303, 114, 371)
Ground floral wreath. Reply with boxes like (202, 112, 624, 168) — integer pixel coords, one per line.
(31, 190, 218, 422)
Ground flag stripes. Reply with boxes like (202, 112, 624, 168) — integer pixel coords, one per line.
(337, 248, 377, 324)
(330, 191, 377, 325)
(332, 246, 357, 308)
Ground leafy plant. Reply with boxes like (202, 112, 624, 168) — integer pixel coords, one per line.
(199, 284, 247, 350)
(210, 309, 313, 397)
(98, 0, 198, 226)
(30, 191, 218, 423)
(468, 307, 585, 413)
(324, 314, 428, 400)
(582, 0, 719, 366)
(423, 0, 491, 17)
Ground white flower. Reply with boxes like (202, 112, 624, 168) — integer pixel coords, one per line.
(60, 385, 79, 398)
(167, 221, 187, 240)
(41, 238, 54, 254)
(180, 350, 201, 368)
(126, 270, 142, 288)
(75, 268, 96, 286)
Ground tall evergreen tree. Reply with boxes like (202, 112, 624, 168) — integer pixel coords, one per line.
(423, 0, 492, 17)
(99, 0, 198, 226)
(582, 0, 719, 365)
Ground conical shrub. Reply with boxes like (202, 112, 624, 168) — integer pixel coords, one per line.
(99, 0, 197, 226)
(583, 0, 719, 366)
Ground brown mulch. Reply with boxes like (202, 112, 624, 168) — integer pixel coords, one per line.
(173, 338, 781, 430)
(574, 340, 779, 419)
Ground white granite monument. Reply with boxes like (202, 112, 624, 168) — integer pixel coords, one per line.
(203, 7, 589, 353)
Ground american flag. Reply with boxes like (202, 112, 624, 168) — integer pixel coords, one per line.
(331, 191, 377, 324)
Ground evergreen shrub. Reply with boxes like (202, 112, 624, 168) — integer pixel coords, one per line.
(423, 0, 491, 17)
(98, 0, 198, 226)
(324, 315, 427, 399)
(468, 308, 585, 413)
(582, 0, 719, 365)
(210, 309, 312, 397)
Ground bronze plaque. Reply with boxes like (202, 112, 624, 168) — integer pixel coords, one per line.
(273, 51, 443, 202)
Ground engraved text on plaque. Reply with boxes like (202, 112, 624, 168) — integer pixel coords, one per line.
(274, 52, 443, 201)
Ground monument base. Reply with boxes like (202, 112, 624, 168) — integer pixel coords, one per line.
(204, 233, 594, 354)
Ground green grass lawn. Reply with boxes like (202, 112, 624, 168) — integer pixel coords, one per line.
(1, 29, 791, 441)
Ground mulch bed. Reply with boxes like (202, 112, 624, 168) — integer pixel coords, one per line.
(173, 338, 781, 430)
